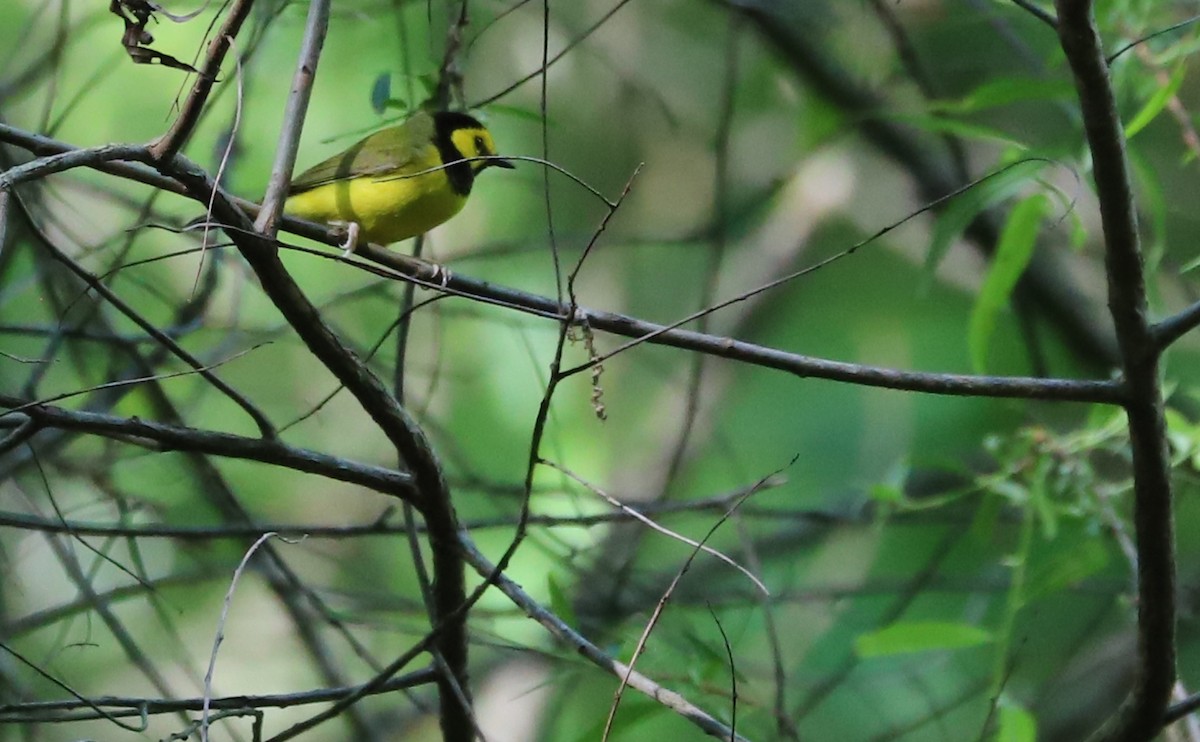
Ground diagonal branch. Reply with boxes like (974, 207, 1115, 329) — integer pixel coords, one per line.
(255, 0, 329, 238)
(149, 0, 256, 163)
(156, 154, 472, 742)
(457, 535, 749, 742)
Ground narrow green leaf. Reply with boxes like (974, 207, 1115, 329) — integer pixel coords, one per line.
(1024, 539, 1110, 602)
(1129, 147, 1169, 266)
(1180, 252, 1200, 273)
(569, 697, 659, 742)
(995, 701, 1038, 742)
(930, 78, 1075, 115)
(488, 103, 553, 124)
(926, 159, 1045, 276)
(547, 574, 577, 629)
(869, 483, 906, 504)
(969, 492, 1003, 544)
(681, 629, 748, 686)
(969, 194, 1049, 372)
(892, 114, 1026, 146)
(1126, 63, 1185, 140)
(855, 621, 993, 658)
(988, 479, 1029, 504)
(1029, 457, 1058, 540)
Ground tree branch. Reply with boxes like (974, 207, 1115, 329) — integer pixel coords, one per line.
(458, 535, 749, 742)
(255, 0, 329, 238)
(148, 0, 256, 163)
(354, 243, 1126, 405)
(0, 122, 1130, 407)
(155, 153, 472, 742)
(0, 395, 419, 505)
(1055, 2, 1176, 740)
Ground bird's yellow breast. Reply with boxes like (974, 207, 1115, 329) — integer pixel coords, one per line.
(283, 143, 468, 245)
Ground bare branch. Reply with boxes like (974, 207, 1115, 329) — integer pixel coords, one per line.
(255, 0, 329, 238)
(1056, 1, 1176, 739)
(458, 536, 750, 742)
(156, 151, 473, 742)
(0, 670, 437, 724)
(0, 394, 419, 505)
(354, 243, 1126, 405)
(149, 0, 256, 163)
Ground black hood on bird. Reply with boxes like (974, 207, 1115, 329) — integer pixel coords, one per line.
(432, 111, 486, 196)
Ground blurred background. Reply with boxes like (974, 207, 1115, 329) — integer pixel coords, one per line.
(2, 1, 1200, 740)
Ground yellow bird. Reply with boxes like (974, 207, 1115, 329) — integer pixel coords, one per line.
(282, 110, 513, 249)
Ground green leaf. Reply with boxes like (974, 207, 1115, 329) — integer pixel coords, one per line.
(970, 492, 1003, 544)
(1125, 62, 1185, 140)
(1180, 252, 1200, 273)
(1029, 457, 1058, 540)
(1165, 408, 1199, 465)
(855, 621, 993, 658)
(1024, 539, 1110, 602)
(681, 629, 748, 686)
(567, 696, 659, 742)
(868, 459, 910, 507)
(995, 701, 1038, 742)
(930, 78, 1075, 115)
(892, 114, 1027, 146)
(926, 159, 1045, 277)
(547, 573, 577, 629)
(488, 103, 553, 124)
(1129, 146, 1168, 266)
(987, 479, 1029, 504)
(869, 483, 906, 504)
(969, 194, 1049, 372)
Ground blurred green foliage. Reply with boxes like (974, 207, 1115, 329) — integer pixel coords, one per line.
(3, 1, 1200, 741)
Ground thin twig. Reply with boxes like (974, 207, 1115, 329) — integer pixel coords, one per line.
(708, 603, 738, 741)
(545, 460, 768, 594)
(457, 536, 749, 742)
(602, 466, 774, 739)
(1108, 13, 1200, 64)
(202, 532, 289, 742)
(149, 0, 256, 162)
(1012, 0, 1058, 29)
(0, 478, 805, 542)
(255, 0, 330, 238)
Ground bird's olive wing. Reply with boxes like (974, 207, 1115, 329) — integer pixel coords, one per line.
(288, 112, 434, 193)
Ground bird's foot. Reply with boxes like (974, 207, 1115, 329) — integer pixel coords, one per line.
(340, 222, 361, 258)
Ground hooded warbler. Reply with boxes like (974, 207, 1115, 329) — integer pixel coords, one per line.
(282, 110, 513, 248)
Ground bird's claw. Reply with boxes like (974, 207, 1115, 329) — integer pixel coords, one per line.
(340, 222, 361, 258)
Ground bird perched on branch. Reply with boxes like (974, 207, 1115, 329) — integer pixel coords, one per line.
(281, 110, 513, 250)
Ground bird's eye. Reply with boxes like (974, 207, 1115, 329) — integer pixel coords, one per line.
(474, 135, 486, 154)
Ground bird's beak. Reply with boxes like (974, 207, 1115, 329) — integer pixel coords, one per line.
(489, 157, 515, 170)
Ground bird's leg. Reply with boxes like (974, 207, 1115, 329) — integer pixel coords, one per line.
(340, 222, 361, 258)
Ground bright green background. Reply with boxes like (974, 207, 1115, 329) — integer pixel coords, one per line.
(3, 2, 1200, 741)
